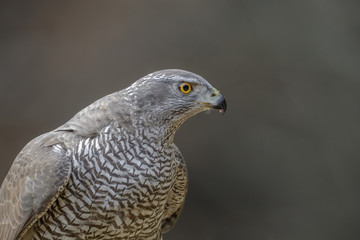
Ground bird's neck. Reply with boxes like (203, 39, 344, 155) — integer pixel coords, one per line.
(126, 114, 185, 145)
(59, 91, 191, 145)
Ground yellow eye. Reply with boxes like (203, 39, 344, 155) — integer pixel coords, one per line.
(179, 82, 192, 94)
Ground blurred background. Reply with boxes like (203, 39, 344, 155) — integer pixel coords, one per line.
(1, 1, 360, 239)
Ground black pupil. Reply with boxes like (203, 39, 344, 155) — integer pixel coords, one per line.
(182, 84, 189, 92)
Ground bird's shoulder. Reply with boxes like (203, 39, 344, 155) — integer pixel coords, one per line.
(0, 130, 76, 239)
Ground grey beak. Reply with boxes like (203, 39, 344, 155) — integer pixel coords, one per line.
(211, 94, 227, 114)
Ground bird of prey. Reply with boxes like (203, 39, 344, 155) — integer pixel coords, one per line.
(0, 69, 227, 240)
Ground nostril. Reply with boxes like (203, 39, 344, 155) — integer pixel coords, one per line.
(211, 93, 216, 97)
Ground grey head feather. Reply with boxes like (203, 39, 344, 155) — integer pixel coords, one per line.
(57, 69, 220, 141)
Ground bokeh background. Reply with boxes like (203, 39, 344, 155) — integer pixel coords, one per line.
(1, 1, 360, 239)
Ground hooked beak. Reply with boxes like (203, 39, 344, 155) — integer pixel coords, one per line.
(195, 88, 227, 114)
(210, 93, 227, 114)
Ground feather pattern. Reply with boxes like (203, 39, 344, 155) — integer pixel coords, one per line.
(0, 69, 226, 240)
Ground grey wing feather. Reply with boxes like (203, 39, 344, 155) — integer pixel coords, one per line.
(162, 145, 188, 233)
(0, 132, 73, 240)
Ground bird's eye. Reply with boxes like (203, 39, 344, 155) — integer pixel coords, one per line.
(179, 82, 192, 94)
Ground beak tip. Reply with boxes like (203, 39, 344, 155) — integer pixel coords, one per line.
(221, 97, 227, 114)
(211, 95, 227, 114)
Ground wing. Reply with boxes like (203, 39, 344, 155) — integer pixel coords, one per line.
(161, 145, 188, 233)
(0, 132, 73, 240)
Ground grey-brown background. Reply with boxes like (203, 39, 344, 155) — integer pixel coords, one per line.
(1, 1, 360, 239)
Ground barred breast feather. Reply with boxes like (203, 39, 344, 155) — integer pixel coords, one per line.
(0, 69, 226, 240)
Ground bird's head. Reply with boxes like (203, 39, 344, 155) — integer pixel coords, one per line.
(58, 69, 226, 139)
(126, 69, 227, 127)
